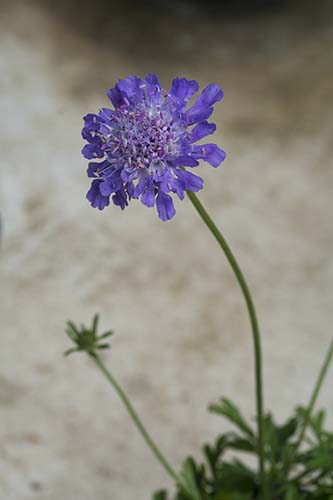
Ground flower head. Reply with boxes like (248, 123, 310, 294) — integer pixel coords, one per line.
(82, 74, 226, 221)
(64, 315, 113, 356)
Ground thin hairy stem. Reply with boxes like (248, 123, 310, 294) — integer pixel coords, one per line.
(186, 191, 268, 500)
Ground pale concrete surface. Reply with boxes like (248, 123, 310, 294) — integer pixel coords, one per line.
(1, 1, 333, 498)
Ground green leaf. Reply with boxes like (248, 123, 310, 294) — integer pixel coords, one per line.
(214, 460, 256, 494)
(91, 314, 99, 335)
(263, 413, 299, 468)
(209, 399, 254, 438)
(97, 343, 110, 350)
(179, 457, 206, 500)
(63, 347, 77, 357)
(99, 330, 114, 339)
(226, 435, 256, 453)
(297, 436, 333, 471)
(153, 491, 168, 500)
(276, 417, 298, 444)
(66, 320, 80, 340)
(213, 492, 252, 500)
(296, 407, 327, 442)
(285, 485, 300, 500)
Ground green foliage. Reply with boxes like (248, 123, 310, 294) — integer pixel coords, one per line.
(209, 398, 255, 439)
(153, 492, 169, 500)
(153, 401, 333, 500)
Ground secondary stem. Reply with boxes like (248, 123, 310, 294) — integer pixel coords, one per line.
(91, 353, 181, 485)
(293, 337, 333, 456)
(186, 191, 268, 500)
(275, 338, 333, 497)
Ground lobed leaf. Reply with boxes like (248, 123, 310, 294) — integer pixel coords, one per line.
(209, 399, 255, 438)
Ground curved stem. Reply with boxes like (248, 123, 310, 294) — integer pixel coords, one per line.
(91, 353, 181, 485)
(186, 191, 268, 500)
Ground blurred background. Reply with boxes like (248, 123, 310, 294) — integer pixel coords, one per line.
(1, 0, 333, 499)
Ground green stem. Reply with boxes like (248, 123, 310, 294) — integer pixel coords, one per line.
(276, 338, 333, 498)
(186, 191, 268, 500)
(90, 352, 194, 498)
(293, 337, 333, 456)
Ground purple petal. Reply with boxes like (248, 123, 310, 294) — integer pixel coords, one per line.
(186, 84, 223, 125)
(87, 162, 99, 178)
(81, 127, 93, 142)
(126, 180, 135, 198)
(87, 159, 112, 178)
(186, 107, 213, 125)
(99, 181, 113, 196)
(82, 114, 106, 142)
(175, 169, 203, 192)
(190, 121, 216, 143)
(172, 155, 199, 167)
(99, 176, 122, 196)
(169, 78, 199, 105)
(99, 108, 114, 120)
(107, 86, 124, 108)
(144, 73, 162, 105)
(141, 178, 156, 207)
(83, 113, 105, 129)
(156, 191, 176, 221)
(194, 83, 223, 108)
(133, 176, 147, 198)
(112, 188, 128, 210)
(145, 73, 161, 86)
(82, 143, 104, 160)
(87, 180, 110, 210)
(117, 75, 143, 102)
(192, 144, 226, 168)
(169, 178, 185, 200)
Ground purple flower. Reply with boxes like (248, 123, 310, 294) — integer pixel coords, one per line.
(82, 74, 226, 221)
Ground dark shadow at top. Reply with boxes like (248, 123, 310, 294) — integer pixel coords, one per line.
(33, 0, 330, 66)
(29, 0, 333, 142)
(35, 0, 301, 54)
